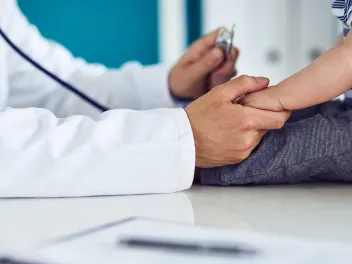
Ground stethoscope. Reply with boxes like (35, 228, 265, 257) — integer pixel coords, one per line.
(0, 24, 235, 113)
(216, 24, 235, 59)
(0, 28, 109, 112)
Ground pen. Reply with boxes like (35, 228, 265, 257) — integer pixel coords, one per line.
(0, 257, 43, 264)
(118, 237, 257, 257)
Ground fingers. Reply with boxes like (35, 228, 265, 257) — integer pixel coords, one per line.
(247, 132, 265, 153)
(243, 107, 291, 130)
(241, 87, 286, 112)
(224, 46, 239, 64)
(210, 48, 239, 87)
(221, 75, 270, 101)
(187, 48, 225, 83)
(257, 130, 267, 139)
(182, 28, 221, 63)
(236, 130, 266, 161)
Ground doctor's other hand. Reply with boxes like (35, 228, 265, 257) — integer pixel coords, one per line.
(185, 75, 291, 168)
(169, 28, 239, 99)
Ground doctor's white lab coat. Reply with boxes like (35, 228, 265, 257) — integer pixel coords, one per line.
(0, 1, 195, 197)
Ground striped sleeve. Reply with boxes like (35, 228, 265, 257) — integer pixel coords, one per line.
(332, 0, 352, 28)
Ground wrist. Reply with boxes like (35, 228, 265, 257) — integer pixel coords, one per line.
(169, 89, 196, 103)
(169, 75, 195, 102)
(185, 105, 202, 167)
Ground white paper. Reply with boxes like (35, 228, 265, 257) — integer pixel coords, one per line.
(4, 217, 352, 264)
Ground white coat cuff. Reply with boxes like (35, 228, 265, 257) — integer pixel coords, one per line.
(172, 108, 196, 190)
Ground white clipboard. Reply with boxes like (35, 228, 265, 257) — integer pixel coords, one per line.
(3, 217, 352, 264)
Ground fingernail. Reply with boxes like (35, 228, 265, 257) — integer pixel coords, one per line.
(253, 76, 269, 83)
(212, 48, 223, 61)
(230, 48, 237, 59)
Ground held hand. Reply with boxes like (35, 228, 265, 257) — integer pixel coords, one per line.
(185, 75, 291, 168)
(169, 28, 239, 99)
(241, 86, 286, 112)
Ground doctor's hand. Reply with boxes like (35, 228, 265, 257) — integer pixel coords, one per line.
(169, 28, 239, 100)
(185, 75, 291, 168)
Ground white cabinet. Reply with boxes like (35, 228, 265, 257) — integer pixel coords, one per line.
(202, 0, 339, 85)
(296, 0, 339, 72)
(249, 0, 290, 85)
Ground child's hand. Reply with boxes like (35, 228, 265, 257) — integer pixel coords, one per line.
(240, 86, 286, 112)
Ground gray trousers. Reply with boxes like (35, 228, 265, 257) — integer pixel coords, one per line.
(200, 99, 352, 185)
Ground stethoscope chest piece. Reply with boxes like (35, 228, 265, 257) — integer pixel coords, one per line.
(216, 24, 235, 58)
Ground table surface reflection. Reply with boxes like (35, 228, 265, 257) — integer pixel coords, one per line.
(1, 183, 352, 252)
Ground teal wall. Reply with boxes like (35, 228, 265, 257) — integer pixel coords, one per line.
(186, 0, 202, 45)
(18, 0, 159, 68)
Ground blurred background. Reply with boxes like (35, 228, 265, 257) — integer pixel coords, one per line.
(18, 0, 341, 85)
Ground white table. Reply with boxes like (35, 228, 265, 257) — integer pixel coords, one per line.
(1, 183, 352, 252)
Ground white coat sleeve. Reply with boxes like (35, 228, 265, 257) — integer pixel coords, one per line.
(4, 0, 177, 120)
(0, 1, 195, 198)
(0, 107, 195, 198)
